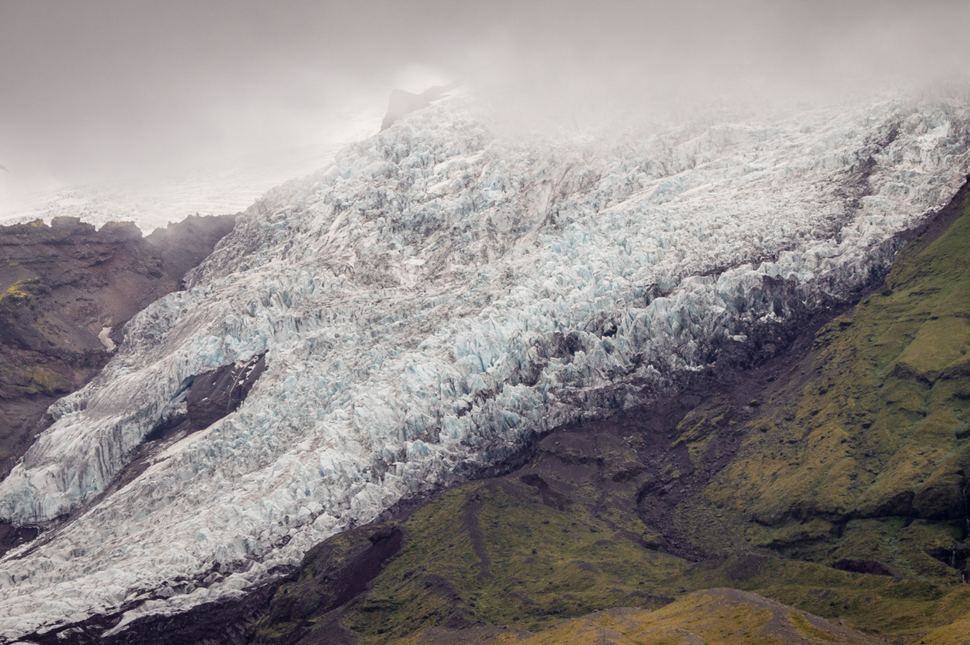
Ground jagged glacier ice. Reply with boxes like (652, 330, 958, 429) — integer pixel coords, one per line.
(1, 89, 970, 640)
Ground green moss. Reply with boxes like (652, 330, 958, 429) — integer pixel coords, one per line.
(0, 278, 42, 310)
(21, 366, 71, 396)
(343, 483, 684, 642)
(675, 556, 970, 640)
(921, 610, 970, 644)
(672, 406, 735, 468)
(751, 519, 836, 551)
(390, 589, 878, 645)
(687, 194, 970, 580)
(787, 611, 835, 642)
(264, 480, 970, 643)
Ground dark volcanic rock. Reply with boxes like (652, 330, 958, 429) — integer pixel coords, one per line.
(250, 524, 405, 645)
(146, 213, 237, 281)
(188, 354, 267, 431)
(23, 576, 284, 645)
(144, 353, 267, 443)
(832, 559, 896, 577)
(380, 83, 458, 131)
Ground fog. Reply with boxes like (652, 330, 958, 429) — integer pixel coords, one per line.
(2, 0, 969, 200)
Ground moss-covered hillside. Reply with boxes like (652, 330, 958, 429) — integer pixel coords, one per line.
(678, 179, 970, 577)
(251, 183, 970, 644)
(395, 589, 882, 645)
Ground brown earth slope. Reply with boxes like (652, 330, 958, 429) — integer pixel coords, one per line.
(0, 215, 236, 487)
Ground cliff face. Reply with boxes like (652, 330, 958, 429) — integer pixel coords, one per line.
(0, 215, 236, 491)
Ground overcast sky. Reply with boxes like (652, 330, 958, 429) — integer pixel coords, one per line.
(2, 0, 969, 192)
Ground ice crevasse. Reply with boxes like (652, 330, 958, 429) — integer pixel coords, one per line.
(1, 90, 970, 639)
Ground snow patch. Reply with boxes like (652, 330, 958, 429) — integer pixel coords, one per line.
(98, 327, 116, 352)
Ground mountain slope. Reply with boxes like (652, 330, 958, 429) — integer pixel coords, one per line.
(250, 178, 970, 645)
(393, 590, 880, 645)
(0, 215, 236, 502)
(2, 90, 970, 641)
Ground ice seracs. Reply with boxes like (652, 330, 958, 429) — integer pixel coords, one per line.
(1, 88, 970, 639)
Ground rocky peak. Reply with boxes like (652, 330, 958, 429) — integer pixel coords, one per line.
(380, 82, 459, 131)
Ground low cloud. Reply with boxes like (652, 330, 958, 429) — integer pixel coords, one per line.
(1, 0, 968, 193)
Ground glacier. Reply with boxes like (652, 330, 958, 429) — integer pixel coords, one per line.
(1, 88, 970, 640)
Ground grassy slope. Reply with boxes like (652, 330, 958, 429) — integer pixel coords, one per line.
(395, 589, 882, 645)
(251, 187, 970, 644)
(252, 481, 970, 643)
(679, 186, 970, 578)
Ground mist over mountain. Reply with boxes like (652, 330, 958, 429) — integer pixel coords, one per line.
(2, 0, 970, 197)
(3, 2, 970, 644)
